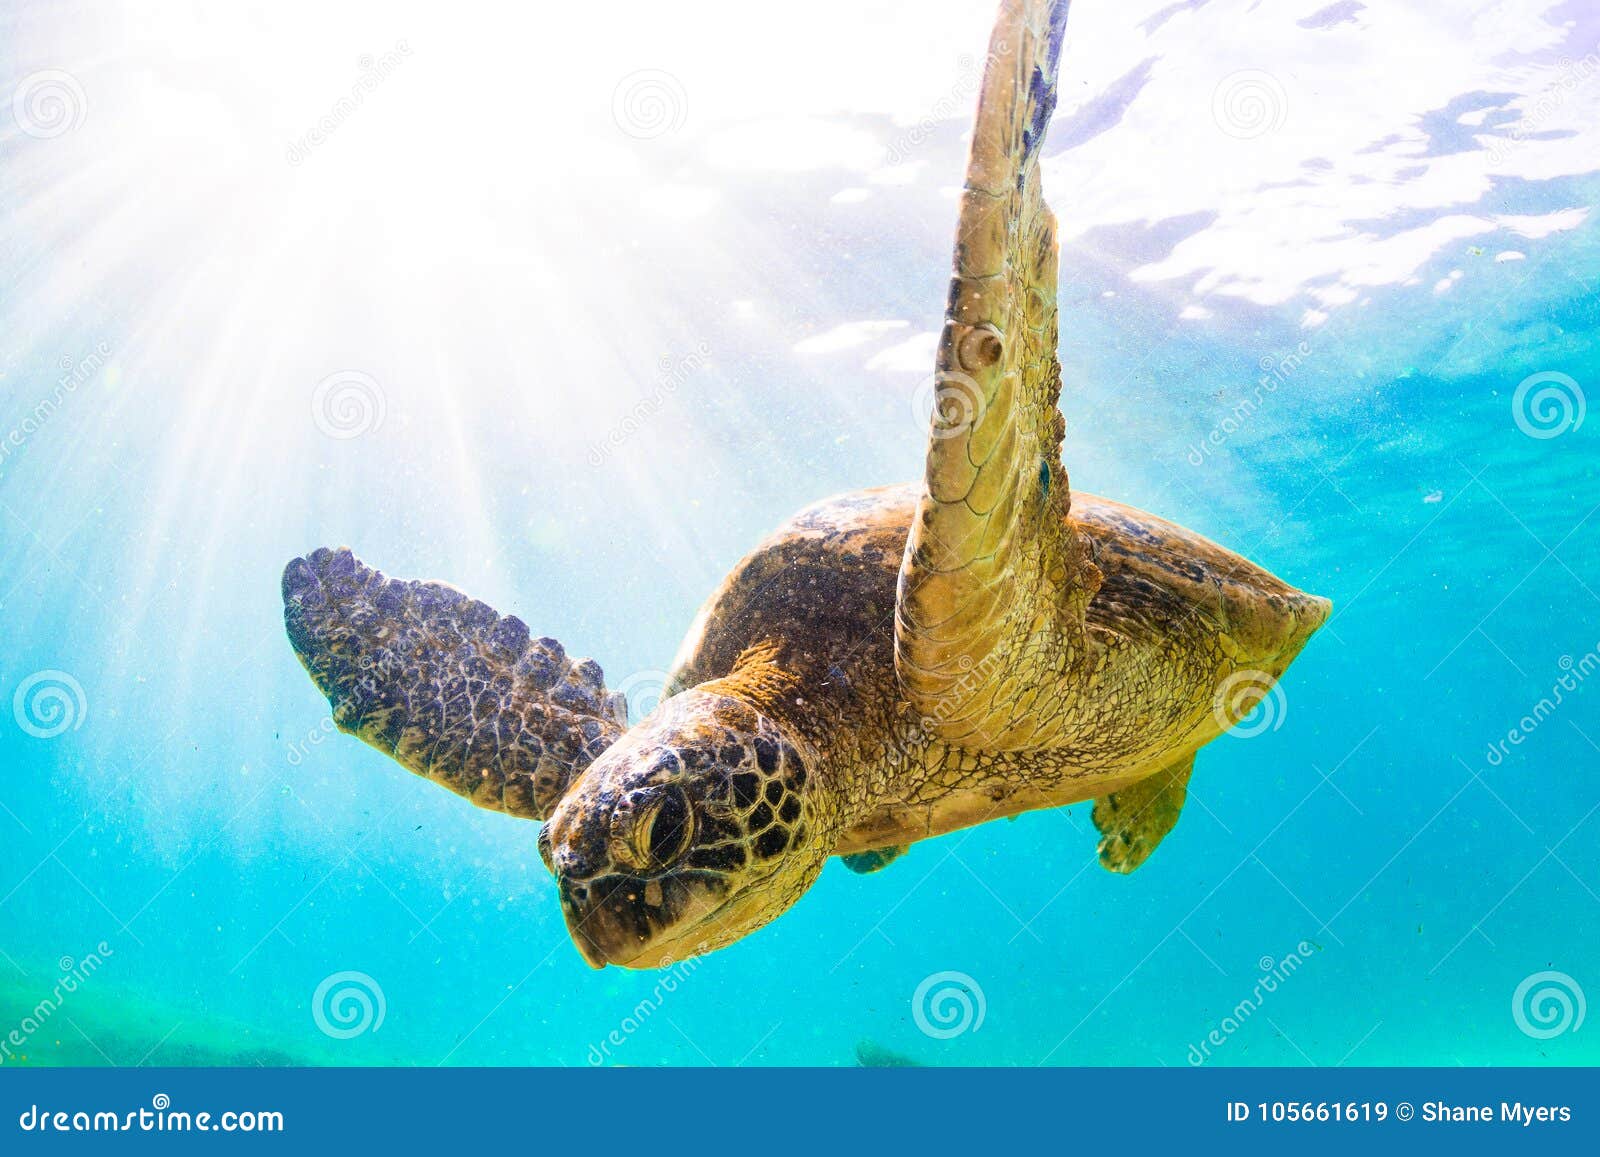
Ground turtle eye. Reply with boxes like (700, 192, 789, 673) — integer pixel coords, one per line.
(611, 785, 694, 872)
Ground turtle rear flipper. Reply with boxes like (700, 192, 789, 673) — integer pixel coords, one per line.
(282, 548, 626, 819)
(840, 845, 908, 874)
(1092, 754, 1194, 874)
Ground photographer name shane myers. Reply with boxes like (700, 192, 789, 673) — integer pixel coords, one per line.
(1419, 1102, 1572, 1126)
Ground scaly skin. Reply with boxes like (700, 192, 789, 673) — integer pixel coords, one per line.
(670, 484, 1328, 861)
(281, 0, 1332, 968)
(895, 0, 1097, 752)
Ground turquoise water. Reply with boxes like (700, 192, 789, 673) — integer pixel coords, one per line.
(2, 0, 1598, 1067)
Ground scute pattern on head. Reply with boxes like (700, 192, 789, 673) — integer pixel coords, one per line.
(545, 690, 829, 967)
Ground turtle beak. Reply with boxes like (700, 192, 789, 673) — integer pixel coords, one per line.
(558, 870, 731, 970)
(558, 875, 645, 970)
(569, 921, 609, 970)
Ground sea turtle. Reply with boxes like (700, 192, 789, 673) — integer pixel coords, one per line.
(281, 0, 1329, 969)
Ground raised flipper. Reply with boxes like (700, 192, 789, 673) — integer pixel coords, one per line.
(282, 548, 626, 819)
(1092, 755, 1193, 874)
(895, 0, 1104, 751)
(841, 846, 908, 874)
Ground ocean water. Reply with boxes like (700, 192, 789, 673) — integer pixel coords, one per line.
(1, 0, 1597, 1069)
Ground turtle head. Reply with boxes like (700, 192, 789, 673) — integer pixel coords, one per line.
(541, 688, 828, 968)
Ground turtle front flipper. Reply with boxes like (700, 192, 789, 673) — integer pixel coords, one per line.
(1092, 754, 1194, 874)
(282, 548, 626, 819)
(895, 0, 1104, 751)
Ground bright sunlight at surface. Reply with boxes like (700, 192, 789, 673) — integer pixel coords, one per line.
(1, 0, 1597, 1065)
